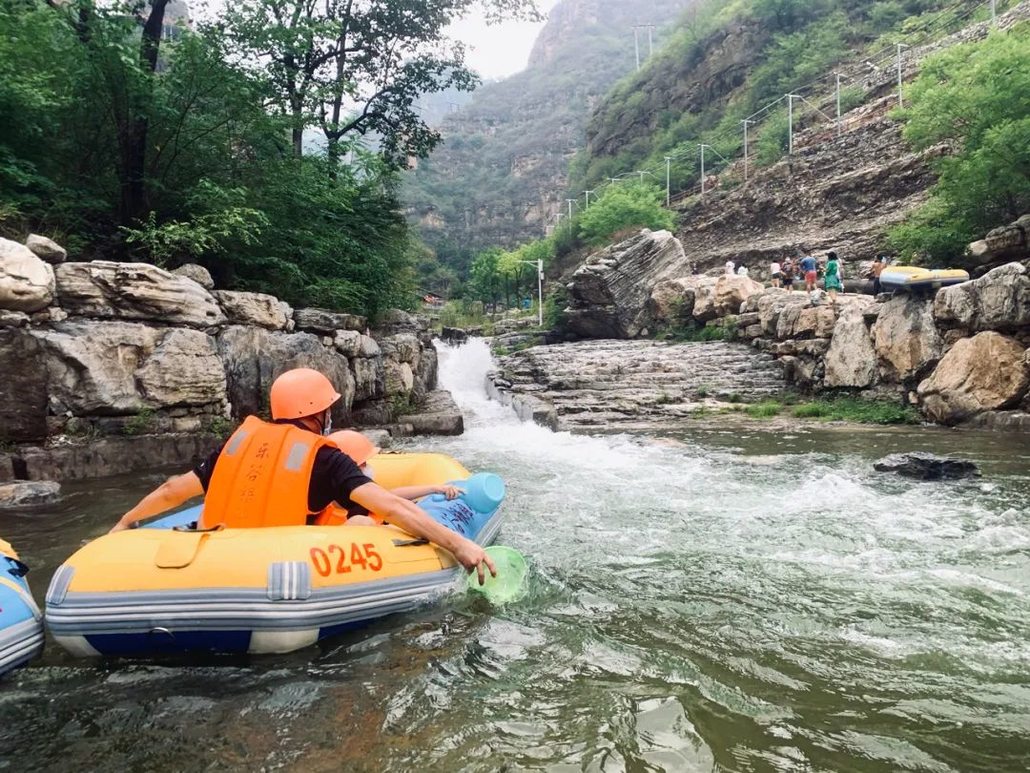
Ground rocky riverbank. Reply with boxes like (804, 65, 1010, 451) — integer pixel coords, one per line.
(493, 227, 1030, 433)
(0, 236, 462, 484)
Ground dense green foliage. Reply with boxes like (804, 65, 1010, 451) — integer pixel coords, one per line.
(888, 24, 1030, 264)
(573, 0, 977, 195)
(0, 0, 533, 318)
(578, 183, 675, 245)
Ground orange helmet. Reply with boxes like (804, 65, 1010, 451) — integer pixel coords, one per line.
(326, 430, 380, 466)
(269, 368, 341, 420)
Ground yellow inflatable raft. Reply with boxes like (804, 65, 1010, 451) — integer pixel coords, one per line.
(46, 453, 505, 657)
(879, 265, 969, 292)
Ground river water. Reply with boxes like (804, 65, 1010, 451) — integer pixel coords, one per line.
(1, 340, 1028, 771)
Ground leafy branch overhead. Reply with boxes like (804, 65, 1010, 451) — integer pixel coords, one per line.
(223, 0, 541, 165)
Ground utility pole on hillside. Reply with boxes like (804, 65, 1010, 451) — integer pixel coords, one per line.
(584, 190, 594, 208)
(566, 198, 576, 229)
(741, 119, 753, 181)
(664, 157, 672, 206)
(835, 72, 842, 136)
(633, 24, 656, 70)
(699, 144, 707, 197)
(896, 43, 908, 108)
(787, 94, 800, 154)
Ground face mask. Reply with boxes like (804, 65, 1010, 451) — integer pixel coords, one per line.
(322, 411, 333, 437)
(361, 463, 375, 481)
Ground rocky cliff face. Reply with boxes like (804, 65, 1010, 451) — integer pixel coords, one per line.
(0, 237, 461, 482)
(555, 229, 1030, 430)
(402, 0, 692, 265)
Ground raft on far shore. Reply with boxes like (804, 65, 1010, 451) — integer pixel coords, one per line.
(880, 266, 969, 292)
(45, 453, 504, 657)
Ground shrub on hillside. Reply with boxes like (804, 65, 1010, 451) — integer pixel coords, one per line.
(577, 182, 675, 246)
(888, 24, 1030, 265)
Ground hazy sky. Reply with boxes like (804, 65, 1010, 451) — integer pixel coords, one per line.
(449, 0, 563, 80)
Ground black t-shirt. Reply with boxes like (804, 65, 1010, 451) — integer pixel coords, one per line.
(193, 424, 372, 515)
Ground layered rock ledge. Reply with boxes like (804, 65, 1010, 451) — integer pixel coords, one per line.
(552, 229, 1030, 431)
(488, 339, 785, 431)
(0, 239, 462, 482)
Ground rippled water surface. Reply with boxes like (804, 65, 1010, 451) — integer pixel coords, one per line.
(1, 340, 1029, 771)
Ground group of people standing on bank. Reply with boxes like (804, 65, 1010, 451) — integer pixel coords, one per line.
(727, 249, 847, 304)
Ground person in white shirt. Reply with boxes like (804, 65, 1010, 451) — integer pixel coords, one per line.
(725, 260, 735, 275)
(736, 264, 749, 277)
(770, 260, 782, 288)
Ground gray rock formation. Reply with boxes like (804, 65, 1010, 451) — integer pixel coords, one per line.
(172, 263, 214, 289)
(396, 389, 464, 436)
(294, 308, 366, 335)
(214, 290, 289, 330)
(916, 332, 1029, 424)
(217, 325, 356, 423)
(25, 234, 67, 264)
(824, 302, 879, 388)
(872, 294, 943, 383)
(873, 453, 980, 480)
(488, 339, 785, 431)
(565, 230, 687, 338)
(933, 262, 1030, 334)
(0, 237, 55, 312)
(55, 261, 226, 327)
(0, 480, 61, 508)
(0, 328, 48, 442)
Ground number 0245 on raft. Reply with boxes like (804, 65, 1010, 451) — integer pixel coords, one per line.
(45, 453, 506, 657)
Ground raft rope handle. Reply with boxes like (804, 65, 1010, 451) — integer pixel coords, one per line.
(3, 555, 29, 578)
(172, 522, 225, 533)
(392, 538, 430, 547)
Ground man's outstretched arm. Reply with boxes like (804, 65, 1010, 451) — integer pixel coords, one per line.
(109, 471, 204, 533)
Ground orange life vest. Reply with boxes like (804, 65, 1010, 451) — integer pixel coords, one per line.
(200, 416, 329, 529)
(311, 503, 384, 527)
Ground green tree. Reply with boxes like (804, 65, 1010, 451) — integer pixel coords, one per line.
(889, 25, 1030, 264)
(223, 0, 539, 165)
(468, 248, 503, 310)
(577, 182, 676, 246)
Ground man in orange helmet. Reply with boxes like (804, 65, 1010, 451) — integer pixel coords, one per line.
(109, 368, 496, 582)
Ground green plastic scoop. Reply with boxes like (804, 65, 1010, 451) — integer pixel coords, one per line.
(467, 546, 528, 604)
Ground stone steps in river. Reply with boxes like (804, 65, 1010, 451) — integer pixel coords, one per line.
(493, 339, 786, 430)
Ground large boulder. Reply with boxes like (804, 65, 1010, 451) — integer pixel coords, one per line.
(135, 329, 228, 408)
(217, 326, 355, 423)
(0, 480, 61, 508)
(824, 303, 878, 388)
(34, 322, 227, 416)
(872, 294, 942, 382)
(873, 453, 980, 480)
(25, 234, 67, 264)
(34, 321, 161, 415)
(688, 277, 722, 323)
(713, 274, 765, 317)
(378, 333, 421, 365)
(214, 290, 289, 330)
(775, 303, 837, 340)
(933, 262, 1030, 333)
(55, 261, 226, 328)
(351, 356, 384, 402)
(172, 263, 214, 289)
(397, 389, 463, 436)
(564, 230, 688, 338)
(648, 277, 703, 324)
(916, 332, 1029, 425)
(755, 290, 797, 336)
(293, 308, 366, 335)
(0, 237, 55, 312)
(0, 328, 49, 441)
(384, 361, 415, 397)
